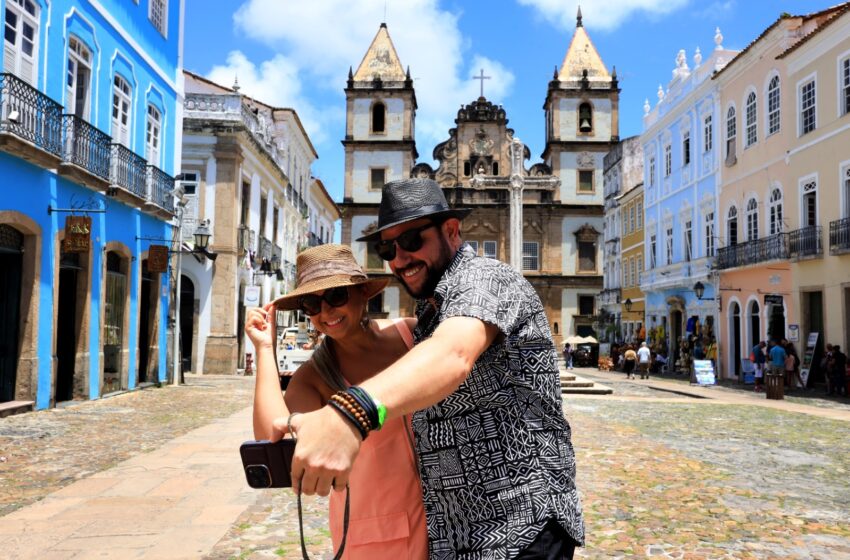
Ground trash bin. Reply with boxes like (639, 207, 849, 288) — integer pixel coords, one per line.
(765, 373, 784, 400)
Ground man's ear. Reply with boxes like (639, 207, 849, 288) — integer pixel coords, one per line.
(442, 218, 462, 243)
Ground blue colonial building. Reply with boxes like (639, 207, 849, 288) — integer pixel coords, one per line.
(1, 0, 183, 409)
(640, 30, 738, 375)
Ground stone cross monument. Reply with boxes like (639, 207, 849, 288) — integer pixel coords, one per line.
(509, 137, 525, 271)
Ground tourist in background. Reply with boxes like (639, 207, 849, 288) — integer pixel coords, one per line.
(623, 345, 637, 379)
(751, 341, 766, 392)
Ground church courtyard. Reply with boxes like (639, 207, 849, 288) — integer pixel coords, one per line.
(2, 371, 850, 558)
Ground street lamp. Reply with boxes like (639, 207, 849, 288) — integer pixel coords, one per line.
(693, 281, 706, 299)
(193, 220, 211, 250)
(624, 298, 633, 312)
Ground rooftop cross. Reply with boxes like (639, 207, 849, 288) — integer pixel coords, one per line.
(473, 68, 491, 98)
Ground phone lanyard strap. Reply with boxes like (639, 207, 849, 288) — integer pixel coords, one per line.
(297, 484, 350, 560)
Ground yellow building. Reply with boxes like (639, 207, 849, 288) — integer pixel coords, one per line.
(619, 182, 645, 342)
(780, 6, 850, 380)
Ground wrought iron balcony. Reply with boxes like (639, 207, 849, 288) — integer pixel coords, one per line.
(146, 165, 175, 214)
(0, 72, 63, 159)
(258, 235, 273, 263)
(787, 225, 822, 259)
(308, 232, 322, 247)
(110, 143, 147, 199)
(62, 115, 111, 181)
(272, 244, 282, 267)
(830, 218, 850, 254)
(715, 233, 790, 270)
(237, 225, 256, 255)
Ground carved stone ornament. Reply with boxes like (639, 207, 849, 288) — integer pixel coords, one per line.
(469, 127, 494, 156)
(574, 223, 599, 241)
(369, 48, 392, 71)
(576, 151, 595, 169)
(438, 173, 457, 187)
(524, 219, 544, 234)
(360, 220, 379, 238)
(466, 218, 498, 233)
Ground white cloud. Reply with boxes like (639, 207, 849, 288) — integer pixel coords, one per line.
(205, 51, 339, 145)
(516, 0, 691, 31)
(229, 0, 515, 156)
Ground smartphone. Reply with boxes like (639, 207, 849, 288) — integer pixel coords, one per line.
(239, 439, 296, 489)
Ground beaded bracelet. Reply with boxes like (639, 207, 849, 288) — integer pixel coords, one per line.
(347, 387, 386, 431)
(328, 394, 369, 440)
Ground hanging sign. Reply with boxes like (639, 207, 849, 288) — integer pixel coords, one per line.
(244, 286, 261, 307)
(800, 331, 819, 387)
(764, 294, 783, 305)
(148, 245, 169, 273)
(788, 324, 799, 342)
(63, 216, 91, 253)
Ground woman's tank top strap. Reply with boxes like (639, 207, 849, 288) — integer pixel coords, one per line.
(392, 319, 414, 350)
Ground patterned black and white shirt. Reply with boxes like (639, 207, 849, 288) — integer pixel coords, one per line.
(412, 245, 584, 559)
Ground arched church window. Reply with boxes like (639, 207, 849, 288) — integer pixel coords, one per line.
(371, 101, 386, 133)
(492, 162, 499, 175)
(579, 103, 593, 133)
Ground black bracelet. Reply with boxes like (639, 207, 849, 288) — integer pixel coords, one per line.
(328, 398, 369, 440)
(347, 387, 379, 430)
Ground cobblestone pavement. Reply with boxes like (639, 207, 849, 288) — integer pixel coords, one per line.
(207, 373, 850, 560)
(0, 374, 253, 517)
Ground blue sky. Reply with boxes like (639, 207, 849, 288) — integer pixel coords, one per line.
(183, 0, 834, 203)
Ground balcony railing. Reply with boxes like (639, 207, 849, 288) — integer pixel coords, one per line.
(63, 114, 110, 181)
(237, 225, 255, 255)
(110, 143, 147, 198)
(830, 218, 850, 254)
(272, 244, 282, 267)
(715, 233, 789, 270)
(258, 235, 273, 264)
(0, 72, 63, 156)
(788, 225, 822, 259)
(308, 232, 322, 247)
(146, 165, 174, 213)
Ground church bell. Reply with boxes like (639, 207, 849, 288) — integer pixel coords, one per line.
(579, 118, 592, 132)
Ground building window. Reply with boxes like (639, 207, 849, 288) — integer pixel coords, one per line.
(649, 157, 656, 187)
(844, 167, 850, 219)
(112, 75, 132, 148)
(637, 254, 642, 286)
(259, 194, 268, 238)
(365, 243, 384, 270)
(483, 240, 497, 259)
(578, 102, 593, 133)
(367, 292, 384, 314)
(630, 258, 636, 288)
(145, 104, 162, 166)
(703, 115, 713, 152)
(650, 234, 657, 268)
(66, 37, 92, 118)
(842, 57, 850, 116)
(767, 76, 780, 135)
(629, 205, 636, 234)
(705, 212, 715, 257)
(273, 206, 279, 245)
(769, 188, 783, 235)
(801, 178, 817, 227)
(466, 240, 479, 254)
(726, 106, 736, 164)
(149, 0, 167, 36)
(664, 144, 672, 176)
(637, 201, 643, 230)
(578, 240, 596, 272)
(800, 79, 816, 135)
(3, 0, 39, 84)
(727, 206, 738, 246)
(578, 295, 595, 316)
(682, 130, 691, 166)
(665, 227, 673, 265)
(684, 220, 692, 261)
(522, 242, 539, 271)
(745, 91, 757, 147)
(370, 168, 386, 190)
(371, 101, 386, 133)
(746, 198, 758, 241)
(578, 170, 594, 192)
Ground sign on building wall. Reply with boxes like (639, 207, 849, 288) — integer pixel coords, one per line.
(148, 245, 169, 273)
(800, 331, 819, 387)
(63, 216, 91, 253)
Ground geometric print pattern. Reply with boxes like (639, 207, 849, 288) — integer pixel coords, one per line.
(412, 245, 585, 558)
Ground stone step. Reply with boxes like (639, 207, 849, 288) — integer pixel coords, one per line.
(562, 381, 596, 388)
(561, 374, 577, 382)
(0, 400, 35, 418)
(562, 385, 613, 395)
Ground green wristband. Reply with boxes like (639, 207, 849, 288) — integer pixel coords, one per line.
(372, 396, 387, 430)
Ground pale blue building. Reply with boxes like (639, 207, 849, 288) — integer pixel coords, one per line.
(1, 0, 183, 409)
(640, 31, 738, 373)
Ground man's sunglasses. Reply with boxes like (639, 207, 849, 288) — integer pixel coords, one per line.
(297, 286, 350, 316)
(372, 223, 438, 261)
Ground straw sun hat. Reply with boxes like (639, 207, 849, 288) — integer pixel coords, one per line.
(271, 244, 389, 311)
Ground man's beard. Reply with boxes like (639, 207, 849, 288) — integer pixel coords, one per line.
(396, 236, 455, 299)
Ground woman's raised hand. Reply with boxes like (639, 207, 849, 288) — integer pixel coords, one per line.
(244, 302, 276, 351)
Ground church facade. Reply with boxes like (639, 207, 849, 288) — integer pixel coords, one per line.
(339, 14, 617, 345)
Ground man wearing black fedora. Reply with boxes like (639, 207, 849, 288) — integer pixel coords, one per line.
(280, 178, 584, 558)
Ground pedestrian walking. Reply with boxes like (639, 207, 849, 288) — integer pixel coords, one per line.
(752, 341, 767, 392)
(784, 341, 802, 390)
(768, 340, 787, 378)
(280, 179, 584, 557)
(821, 343, 834, 394)
(828, 345, 847, 397)
(637, 341, 651, 379)
(564, 342, 574, 369)
(623, 345, 637, 379)
(246, 244, 428, 558)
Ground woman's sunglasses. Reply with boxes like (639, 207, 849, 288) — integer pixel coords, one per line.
(372, 223, 437, 261)
(297, 286, 350, 316)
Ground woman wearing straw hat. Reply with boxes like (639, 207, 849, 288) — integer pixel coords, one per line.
(245, 244, 427, 558)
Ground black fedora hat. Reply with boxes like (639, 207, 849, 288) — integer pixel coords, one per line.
(356, 178, 472, 242)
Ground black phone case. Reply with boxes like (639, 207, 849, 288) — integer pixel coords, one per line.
(240, 439, 296, 488)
